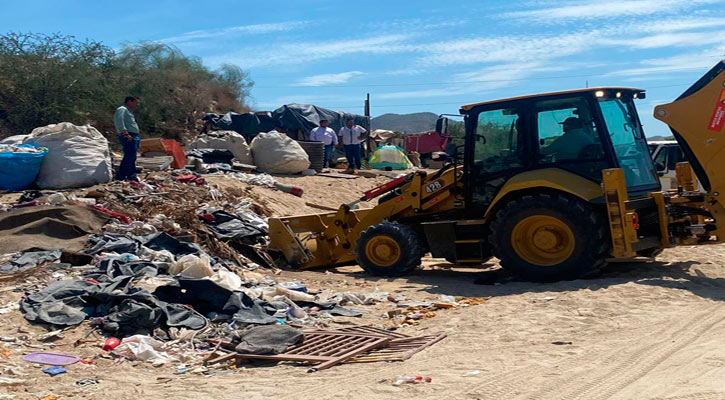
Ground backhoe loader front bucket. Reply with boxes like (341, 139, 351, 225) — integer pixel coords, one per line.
(268, 208, 374, 269)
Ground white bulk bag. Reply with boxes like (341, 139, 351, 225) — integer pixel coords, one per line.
(250, 132, 310, 174)
(23, 122, 112, 189)
(187, 130, 254, 165)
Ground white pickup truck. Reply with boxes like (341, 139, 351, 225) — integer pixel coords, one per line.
(648, 140, 701, 190)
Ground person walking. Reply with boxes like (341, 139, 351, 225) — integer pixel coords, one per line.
(338, 118, 367, 173)
(114, 96, 141, 181)
(309, 119, 338, 168)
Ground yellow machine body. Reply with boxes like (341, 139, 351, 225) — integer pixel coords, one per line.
(269, 60, 725, 276)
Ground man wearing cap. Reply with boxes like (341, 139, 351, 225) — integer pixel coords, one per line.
(114, 96, 141, 181)
(540, 117, 594, 160)
(309, 119, 338, 168)
(338, 118, 368, 173)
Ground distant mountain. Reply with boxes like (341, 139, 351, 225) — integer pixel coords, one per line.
(371, 112, 438, 133)
(646, 135, 675, 141)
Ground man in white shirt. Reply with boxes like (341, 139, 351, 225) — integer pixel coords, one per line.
(338, 118, 368, 173)
(309, 119, 338, 167)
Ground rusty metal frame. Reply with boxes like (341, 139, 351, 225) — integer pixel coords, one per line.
(206, 331, 390, 372)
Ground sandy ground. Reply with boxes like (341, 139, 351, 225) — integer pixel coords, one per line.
(2, 173, 725, 399)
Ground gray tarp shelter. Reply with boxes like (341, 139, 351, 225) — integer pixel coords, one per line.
(203, 104, 370, 141)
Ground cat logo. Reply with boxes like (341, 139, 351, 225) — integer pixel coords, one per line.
(425, 180, 444, 193)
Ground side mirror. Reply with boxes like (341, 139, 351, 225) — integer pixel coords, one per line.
(655, 162, 666, 171)
(435, 117, 449, 135)
(431, 151, 450, 163)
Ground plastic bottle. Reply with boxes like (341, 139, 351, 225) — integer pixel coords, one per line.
(392, 376, 418, 386)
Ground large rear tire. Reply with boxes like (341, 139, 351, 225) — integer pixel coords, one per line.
(489, 193, 609, 282)
(355, 222, 424, 277)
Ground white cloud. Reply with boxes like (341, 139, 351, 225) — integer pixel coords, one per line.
(419, 31, 603, 67)
(608, 45, 725, 77)
(377, 62, 573, 99)
(295, 71, 365, 86)
(600, 31, 725, 49)
(504, 0, 718, 22)
(160, 21, 310, 43)
(636, 17, 725, 33)
(207, 33, 417, 68)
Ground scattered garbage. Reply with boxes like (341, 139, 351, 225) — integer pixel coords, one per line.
(392, 375, 432, 386)
(42, 366, 67, 377)
(113, 335, 177, 364)
(22, 352, 80, 366)
(187, 130, 254, 165)
(102, 337, 121, 351)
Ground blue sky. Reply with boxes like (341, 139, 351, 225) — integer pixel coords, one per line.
(2, 0, 724, 136)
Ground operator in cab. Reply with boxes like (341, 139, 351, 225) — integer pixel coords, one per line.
(540, 117, 594, 160)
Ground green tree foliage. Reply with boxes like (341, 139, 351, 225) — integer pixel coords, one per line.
(0, 33, 253, 138)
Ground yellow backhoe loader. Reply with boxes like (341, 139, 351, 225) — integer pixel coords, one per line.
(269, 60, 725, 282)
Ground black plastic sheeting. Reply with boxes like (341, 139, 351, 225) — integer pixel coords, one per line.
(203, 103, 370, 141)
(86, 232, 202, 257)
(186, 149, 235, 164)
(201, 112, 276, 142)
(201, 210, 266, 243)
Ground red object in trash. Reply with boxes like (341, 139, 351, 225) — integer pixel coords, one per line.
(176, 174, 205, 185)
(198, 213, 216, 222)
(89, 205, 131, 224)
(102, 337, 121, 351)
(85, 278, 100, 284)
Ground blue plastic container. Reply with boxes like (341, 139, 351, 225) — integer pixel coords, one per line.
(0, 144, 48, 191)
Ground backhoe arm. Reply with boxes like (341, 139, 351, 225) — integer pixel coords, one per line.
(653, 60, 725, 235)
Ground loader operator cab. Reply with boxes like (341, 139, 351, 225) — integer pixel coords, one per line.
(453, 88, 659, 214)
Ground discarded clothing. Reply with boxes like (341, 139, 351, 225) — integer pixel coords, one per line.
(86, 233, 141, 255)
(142, 232, 202, 256)
(233, 325, 304, 355)
(0, 249, 62, 275)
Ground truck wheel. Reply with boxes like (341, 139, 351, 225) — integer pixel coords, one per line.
(488, 193, 609, 282)
(355, 222, 424, 277)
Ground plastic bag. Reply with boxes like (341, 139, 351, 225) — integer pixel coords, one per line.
(23, 122, 112, 189)
(168, 254, 213, 278)
(250, 132, 310, 174)
(114, 335, 176, 363)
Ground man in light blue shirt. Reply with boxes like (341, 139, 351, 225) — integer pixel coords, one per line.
(114, 96, 141, 181)
(309, 119, 338, 168)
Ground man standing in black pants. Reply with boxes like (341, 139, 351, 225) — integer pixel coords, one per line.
(338, 118, 367, 174)
(114, 96, 141, 181)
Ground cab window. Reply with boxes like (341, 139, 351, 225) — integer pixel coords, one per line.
(534, 96, 607, 181)
(473, 108, 523, 174)
(654, 146, 667, 171)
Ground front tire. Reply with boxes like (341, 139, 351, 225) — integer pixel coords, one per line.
(355, 222, 424, 277)
(489, 193, 609, 282)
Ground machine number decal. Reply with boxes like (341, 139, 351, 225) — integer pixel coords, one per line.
(708, 88, 725, 132)
(425, 180, 444, 193)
